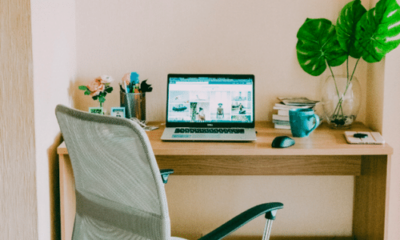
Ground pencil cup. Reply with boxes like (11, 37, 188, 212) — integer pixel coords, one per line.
(120, 91, 146, 122)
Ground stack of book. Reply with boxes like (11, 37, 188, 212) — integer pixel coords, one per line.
(272, 97, 319, 129)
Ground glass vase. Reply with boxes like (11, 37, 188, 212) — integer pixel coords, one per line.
(321, 75, 361, 129)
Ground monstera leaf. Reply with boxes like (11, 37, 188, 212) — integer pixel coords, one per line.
(355, 0, 400, 63)
(336, 0, 367, 58)
(297, 18, 347, 76)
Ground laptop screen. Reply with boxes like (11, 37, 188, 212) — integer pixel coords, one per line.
(166, 74, 255, 128)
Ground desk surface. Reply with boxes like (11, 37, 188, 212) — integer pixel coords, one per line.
(58, 122, 392, 176)
(57, 121, 392, 156)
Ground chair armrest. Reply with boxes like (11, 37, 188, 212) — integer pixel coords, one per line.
(198, 202, 283, 240)
(160, 169, 174, 184)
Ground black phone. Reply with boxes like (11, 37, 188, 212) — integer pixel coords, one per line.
(354, 133, 368, 138)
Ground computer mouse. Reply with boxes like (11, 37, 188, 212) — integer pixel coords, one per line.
(272, 136, 295, 148)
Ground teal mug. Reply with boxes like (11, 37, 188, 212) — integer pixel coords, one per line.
(289, 108, 320, 138)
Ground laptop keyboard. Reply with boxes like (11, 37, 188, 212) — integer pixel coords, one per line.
(174, 128, 245, 134)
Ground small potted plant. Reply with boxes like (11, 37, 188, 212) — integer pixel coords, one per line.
(78, 75, 114, 111)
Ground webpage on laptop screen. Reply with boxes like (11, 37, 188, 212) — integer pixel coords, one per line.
(167, 77, 253, 123)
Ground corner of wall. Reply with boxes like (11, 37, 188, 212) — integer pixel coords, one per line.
(365, 59, 385, 132)
(31, 0, 77, 239)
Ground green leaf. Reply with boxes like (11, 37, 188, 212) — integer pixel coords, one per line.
(105, 87, 113, 93)
(336, 0, 367, 58)
(84, 90, 91, 95)
(355, 0, 400, 63)
(99, 96, 105, 103)
(78, 85, 88, 91)
(92, 95, 98, 100)
(296, 18, 347, 76)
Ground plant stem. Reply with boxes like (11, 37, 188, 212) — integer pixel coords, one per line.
(327, 64, 340, 97)
(346, 57, 350, 94)
(325, 57, 360, 126)
(327, 64, 344, 118)
(332, 99, 341, 118)
(350, 58, 360, 82)
(342, 58, 360, 99)
(346, 56, 349, 81)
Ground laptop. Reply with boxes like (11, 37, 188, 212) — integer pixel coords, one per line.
(161, 74, 256, 141)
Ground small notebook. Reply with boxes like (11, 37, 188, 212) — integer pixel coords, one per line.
(344, 131, 385, 144)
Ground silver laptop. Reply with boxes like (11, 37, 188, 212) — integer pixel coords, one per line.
(161, 74, 256, 141)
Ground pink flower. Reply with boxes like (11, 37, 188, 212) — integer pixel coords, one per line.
(122, 73, 131, 86)
(87, 79, 105, 96)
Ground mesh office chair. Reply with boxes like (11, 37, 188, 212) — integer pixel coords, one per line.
(55, 105, 283, 240)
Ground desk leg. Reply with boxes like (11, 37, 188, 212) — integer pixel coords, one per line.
(59, 154, 76, 240)
(353, 155, 390, 240)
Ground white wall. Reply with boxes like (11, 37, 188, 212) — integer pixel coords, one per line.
(74, 0, 368, 122)
(381, 48, 400, 240)
(365, 0, 400, 239)
(31, 0, 76, 239)
(74, 0, 372, 238)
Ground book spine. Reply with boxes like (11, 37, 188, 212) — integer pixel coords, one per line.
(277, 109, 289, 116)
(272, 119, 290, 125)
(273, 104, 312, 110)
(272, 114, 289, 121)
(274, 124, 291, 129)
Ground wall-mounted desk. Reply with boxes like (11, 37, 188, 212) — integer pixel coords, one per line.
(57, 122, 393, 240)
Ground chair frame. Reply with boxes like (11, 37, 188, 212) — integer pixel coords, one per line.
(55, 105, 283, 240)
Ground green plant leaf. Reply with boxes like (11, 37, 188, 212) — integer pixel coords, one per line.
(84, 90, 91, 95)
(105, 86, 113, 93)
(355, 0, 400, 63)
(99, 96, 105, 103)
(297, 18, 347, 76)
(336, 0, 367, 58)
(78, 85, 88, 91)
(92, 95, 98, 100)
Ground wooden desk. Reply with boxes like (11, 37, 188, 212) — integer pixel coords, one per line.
(57, 122, 393, 240)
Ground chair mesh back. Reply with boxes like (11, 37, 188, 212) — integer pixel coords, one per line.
(56, 105, 170, 240)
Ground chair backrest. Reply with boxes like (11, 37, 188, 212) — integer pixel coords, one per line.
(56, 105, 170, 239)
